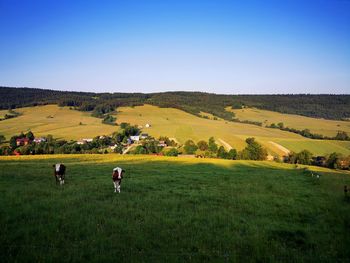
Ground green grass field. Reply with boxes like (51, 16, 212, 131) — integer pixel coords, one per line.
(1, 155, 350, 262)
(230, 107, 350, 138)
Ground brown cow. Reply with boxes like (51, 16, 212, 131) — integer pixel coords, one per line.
(112, 167, 125, 193)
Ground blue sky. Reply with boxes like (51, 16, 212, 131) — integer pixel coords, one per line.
(0, 0, 349, 94)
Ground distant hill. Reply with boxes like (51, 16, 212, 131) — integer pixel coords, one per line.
(1, 86, 349, 120)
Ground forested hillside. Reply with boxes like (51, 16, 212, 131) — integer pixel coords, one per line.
(1, 87, 349, 120)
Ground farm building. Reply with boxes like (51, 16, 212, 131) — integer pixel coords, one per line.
(141, 133, 148, 139)
(158, 140, 167, 147)
(33, 137, 46, 143)
(77, 138, 93, 145)
(145, 123, 151, 128)
(130, 135, 140, 142)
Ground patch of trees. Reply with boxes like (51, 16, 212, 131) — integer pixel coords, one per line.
(285, 150, 350, 170)
(0, 109, 21, 121)
(2, 87, 349, 122)
(183, 137, 266, 161)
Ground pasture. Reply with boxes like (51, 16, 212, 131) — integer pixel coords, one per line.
(0, 155, 349, 262)
(0, 105, 118, 140)
(230, 107, 350, 138)
(1, 104, 350, 156)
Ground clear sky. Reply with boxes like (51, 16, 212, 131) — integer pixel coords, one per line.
(0, 0, 349, 94)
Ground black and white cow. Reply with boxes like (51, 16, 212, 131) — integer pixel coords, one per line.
(53, 163, 66, 185)
(112, 167, 125, 193)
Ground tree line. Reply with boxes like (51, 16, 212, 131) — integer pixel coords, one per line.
(1, 87, 349, 121)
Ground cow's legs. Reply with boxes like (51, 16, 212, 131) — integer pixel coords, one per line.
(113, 181, 121, 193)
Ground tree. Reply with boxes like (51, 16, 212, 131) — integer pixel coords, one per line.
(25, 131, 34, 141)
(0, 134, 5, 144)
(217, 146, 228, 159)
(326, 152, 342, 169)
(242, 137, 267, 160)
(134, 145, 147, 154)
(277, 122, 284, 129)
(227, 149, 237, 160)
(197, 140, 208, 151)
(295, 150, 313, 165)
(335, 131, 349, 141)
(184, 140, 198, 154)
(208, 137, 218, 154)
(165, 148, 179, 156)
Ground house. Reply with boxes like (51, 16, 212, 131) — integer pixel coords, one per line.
(140, 133, 148, 139)
(130, 136, 140, 142)
(77, 138, 93, 144)
(16, 138, 30, 146)
(33, 137, 46, 143)
(158, 140, 167, 147)
(110, 144, 118, 150)
(145, 123, 151, 128)
(127, 138, 133, 145)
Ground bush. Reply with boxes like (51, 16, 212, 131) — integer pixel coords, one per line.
(184, 140, 198, 154)
(165, 148, 178, 156)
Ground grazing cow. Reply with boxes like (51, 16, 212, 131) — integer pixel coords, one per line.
(53, 163, 66, 185)
(112, 167, 125, 193)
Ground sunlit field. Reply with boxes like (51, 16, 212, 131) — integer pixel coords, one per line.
(230, 107, 350, 137)
(1, 155, 349, 262)
(1, 104, 350, 157)
(0, 105, 118, 140)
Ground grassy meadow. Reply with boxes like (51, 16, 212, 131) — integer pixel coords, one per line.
(230, 107, 350, 138)
(1, 154, 350, 262)
(0, 105, 118, 140)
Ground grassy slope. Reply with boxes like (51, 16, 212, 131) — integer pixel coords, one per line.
(116, 105, 350, 156)
(1, 104, 349, 156)
(116, 105, 304, 152)
(0, 105, 118, 140)
(230, 107, 350, 137)
(0, 155, 349, 262)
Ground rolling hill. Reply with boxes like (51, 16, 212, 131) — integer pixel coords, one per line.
(1, 104, 349, 156)
(0, 105, 118, 141)
(230, 107, 350, 137)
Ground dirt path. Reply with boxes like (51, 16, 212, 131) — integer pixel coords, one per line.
(268, 141, 290, 155)
(218, 138, 232, 150)
(122, 145, 135, 154)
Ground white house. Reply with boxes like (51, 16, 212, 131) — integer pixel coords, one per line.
(33, 137, 46, 143)
(130, 135, 140, 142)
(145, 123, 151, 128)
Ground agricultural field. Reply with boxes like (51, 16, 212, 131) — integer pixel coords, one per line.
(0, 154, 349, 262)
(1, 104, 350, 157)
(229, 107, 350, 138)
(0, 105, 118, 141)
(116, 105, 350, 156)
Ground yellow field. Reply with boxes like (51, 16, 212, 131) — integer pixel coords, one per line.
(229, 107, 350, 137)
(0, 105, 118, 140)
(1, 104, 349, 157)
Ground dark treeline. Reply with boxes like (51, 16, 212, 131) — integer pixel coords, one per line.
(1, 87, 350, 121)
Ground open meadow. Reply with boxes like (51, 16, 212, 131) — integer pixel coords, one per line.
(1, 154, 349, 262)
(230, 107, 350, 138)
(0, 105, 118, 141)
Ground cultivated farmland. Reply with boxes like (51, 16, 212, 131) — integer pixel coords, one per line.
(230, 107, 350, 137)
(0, 105, 118, 140)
